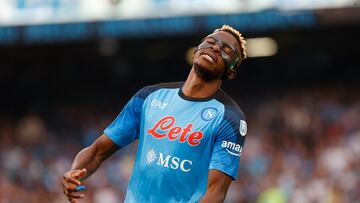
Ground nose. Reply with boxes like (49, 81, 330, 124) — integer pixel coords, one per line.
(210, 43, 221, 53)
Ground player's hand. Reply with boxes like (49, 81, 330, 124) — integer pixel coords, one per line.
(62, 168, 87, 203)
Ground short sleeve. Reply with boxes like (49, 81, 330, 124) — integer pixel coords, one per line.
(104, 86, 155, 147)
(209, 106, 247, 180)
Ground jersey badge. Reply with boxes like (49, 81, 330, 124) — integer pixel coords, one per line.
(201, 107, 218, 121)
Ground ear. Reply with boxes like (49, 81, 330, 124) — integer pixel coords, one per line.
(227, 69, 237, 80)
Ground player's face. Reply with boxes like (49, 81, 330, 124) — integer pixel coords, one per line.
(193, 31, 241, 81)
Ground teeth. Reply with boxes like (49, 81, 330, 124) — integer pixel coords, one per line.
(204, 54, 214, 62)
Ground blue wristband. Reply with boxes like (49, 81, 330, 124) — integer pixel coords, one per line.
(75, 185, 86, 192)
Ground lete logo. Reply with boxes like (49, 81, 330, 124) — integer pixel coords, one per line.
(147, 116, 204, 146)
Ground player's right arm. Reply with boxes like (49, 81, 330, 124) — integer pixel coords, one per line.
(62, 85, 154, 202)
(62, 133, 119, 203)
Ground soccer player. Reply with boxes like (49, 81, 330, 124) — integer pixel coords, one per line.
(62, 25, 247, 203)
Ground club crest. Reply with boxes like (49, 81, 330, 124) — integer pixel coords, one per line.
(201, 107, 218, 121)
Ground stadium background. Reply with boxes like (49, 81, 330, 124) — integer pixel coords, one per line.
(0, 0, 359, 202)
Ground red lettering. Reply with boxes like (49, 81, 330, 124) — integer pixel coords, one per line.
(147, 116, 175, 139)
(168, 127, 181, 140)
(188, 132, 203, 146)
(148, 116, 204, 146)
(179, 124, 192, 142)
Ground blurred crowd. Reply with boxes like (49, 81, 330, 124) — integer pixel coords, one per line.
(0, 86, 359, 203)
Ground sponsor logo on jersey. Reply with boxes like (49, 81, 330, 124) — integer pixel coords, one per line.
(145, 149, 192, 172)
(221, 141, 243, 157)
(201, 107, 218, 121)
(151, 99, 168, 109)
(239, 120, 247, 136)
(148, 116, 204, 146)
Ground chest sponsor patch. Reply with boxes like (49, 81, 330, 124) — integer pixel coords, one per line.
(147, 116, 204, 146)
(145, 148, 192, 172)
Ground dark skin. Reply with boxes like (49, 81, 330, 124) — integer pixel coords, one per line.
(62, 134, 118, 203)
(62, 30, 241, 203)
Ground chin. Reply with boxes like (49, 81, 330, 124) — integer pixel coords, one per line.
(193, 59, 214, 72)
(193, 62, 224, 81)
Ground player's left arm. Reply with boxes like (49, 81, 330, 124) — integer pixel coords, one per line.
(202, 103, 247, 202)
(199, 169, 232, 203)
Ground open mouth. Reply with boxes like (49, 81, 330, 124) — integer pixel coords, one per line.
(201, 51, 216, 63)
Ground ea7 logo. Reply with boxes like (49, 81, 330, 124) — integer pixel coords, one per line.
(221, 141, 243, 157)
(151, 99, 168, 109)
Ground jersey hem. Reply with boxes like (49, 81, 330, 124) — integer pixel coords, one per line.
(103, 131, 123, 148)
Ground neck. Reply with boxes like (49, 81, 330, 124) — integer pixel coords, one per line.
(182, 67, 222, 99)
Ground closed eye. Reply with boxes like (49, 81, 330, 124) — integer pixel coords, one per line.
(205, 37, 216, 44)
(223, 45, 234, 56)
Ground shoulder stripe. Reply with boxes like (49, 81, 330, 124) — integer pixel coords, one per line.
(135, 81, 183, 100)
(215, 90, 246, 120)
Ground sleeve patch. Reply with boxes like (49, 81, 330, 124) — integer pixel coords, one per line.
(239, 120, 247, 136)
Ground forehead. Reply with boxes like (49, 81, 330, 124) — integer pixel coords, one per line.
(206, 31, 240, 51)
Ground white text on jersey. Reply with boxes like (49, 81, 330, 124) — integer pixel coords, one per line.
(221, 141, 243, 157)
(157, 153, 192, 172)
(151, 99, 168, 109)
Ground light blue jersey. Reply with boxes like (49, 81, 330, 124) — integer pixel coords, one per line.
(104, 82, 247, 203)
